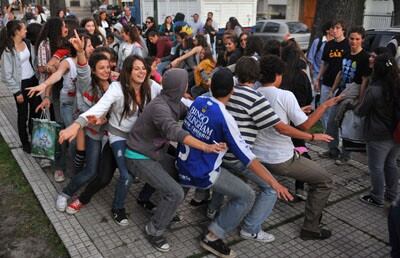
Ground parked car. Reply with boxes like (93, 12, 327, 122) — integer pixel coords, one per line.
(363, 28, 400, 52)
(253, 20, 310, 51)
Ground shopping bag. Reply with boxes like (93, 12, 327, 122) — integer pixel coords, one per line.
(340, 109, 366, 152)
(31, 111, 62, 160)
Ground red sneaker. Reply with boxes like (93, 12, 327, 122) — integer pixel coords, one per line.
(66, 199, 84, 215)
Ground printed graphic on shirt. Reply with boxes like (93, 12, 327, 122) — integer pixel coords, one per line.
(328, 49, 345, 58)
(342, 58, 356, 84)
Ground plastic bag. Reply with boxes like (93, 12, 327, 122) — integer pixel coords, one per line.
(31, 111, 61, 160)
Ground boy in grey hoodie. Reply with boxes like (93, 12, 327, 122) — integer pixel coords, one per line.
(125, 68, 225, 252)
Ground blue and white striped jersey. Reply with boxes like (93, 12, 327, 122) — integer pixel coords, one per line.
(177, 96, 256, 189)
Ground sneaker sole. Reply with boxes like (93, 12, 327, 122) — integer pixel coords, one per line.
(152, 244, 170, 253)
(240, 233, 275, 243)
(54, 178, 65, 183)
(359, 197, 383, 208)
(114, 219, 129, 227)
(66, 207, 80, 215)
(200, 241, 237, 258)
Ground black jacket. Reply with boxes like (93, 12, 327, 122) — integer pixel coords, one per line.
(355, 81, 395, 141)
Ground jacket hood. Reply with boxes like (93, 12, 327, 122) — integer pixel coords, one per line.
(161, 68, 188, 103)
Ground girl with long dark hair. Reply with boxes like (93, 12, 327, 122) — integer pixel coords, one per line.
(356, 54, 400, 208)
(58, 55, 162, 226)
(118, 25, 147, 71)
(80, 17, 106, 48)
(0, 20, 42, 153)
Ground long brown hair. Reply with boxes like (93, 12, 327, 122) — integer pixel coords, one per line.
(119, 55, 152, 123)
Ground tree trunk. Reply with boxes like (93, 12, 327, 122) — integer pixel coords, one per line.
(49, 0, 66, 17)
(311, 0, 366, 40)
(393, 0, 400, 26)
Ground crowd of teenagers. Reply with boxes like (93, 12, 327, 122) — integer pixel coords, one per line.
(0, 6, 400, 257)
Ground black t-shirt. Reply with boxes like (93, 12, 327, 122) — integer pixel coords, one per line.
(340, 49, 371, 87)
(322, 38, 350, 87)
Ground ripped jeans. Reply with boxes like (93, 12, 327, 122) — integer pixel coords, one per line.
(111, 140, 134, 210)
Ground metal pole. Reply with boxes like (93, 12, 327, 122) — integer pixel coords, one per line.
(153, 0, 157, 23)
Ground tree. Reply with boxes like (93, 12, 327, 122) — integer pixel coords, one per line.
(49, 0, 65, 17)
(311, 0, 366, 39)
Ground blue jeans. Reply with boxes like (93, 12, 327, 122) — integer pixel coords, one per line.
(63, 136, 102, 197)
(215, 161, 277, 234)
(208, 167, 255, 239)
(389, 197, 400, 258)
(60, 102, 74, 127)
(111, 140, 133, 210)
(320, 84, 332, 131)
(367, 140, 400, 204)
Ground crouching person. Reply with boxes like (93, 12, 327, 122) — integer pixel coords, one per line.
(176, 68, 293, 258)
(124, 68, 224, 252)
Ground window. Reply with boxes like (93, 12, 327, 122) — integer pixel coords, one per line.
(286, 22, 309, 34)
(269, 5, 286, 19)
(263, 22, 280, 33)
(255, 22, 264, 32)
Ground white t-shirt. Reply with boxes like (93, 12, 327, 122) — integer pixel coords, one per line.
(19, 45, 35, 80)
(253, 86, 308, 164)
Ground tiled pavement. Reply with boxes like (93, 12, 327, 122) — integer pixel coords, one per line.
(0, 81, 394, 258)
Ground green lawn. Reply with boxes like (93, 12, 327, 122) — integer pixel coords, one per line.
(0, 136, 69, 258)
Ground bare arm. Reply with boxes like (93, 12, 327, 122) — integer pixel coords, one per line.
(298, 96, 342, 131)
(274, 121, 333, 142)
(329, 71, 342, 97)
(248, 159, 293, 201)
(358, 76, 369, 102)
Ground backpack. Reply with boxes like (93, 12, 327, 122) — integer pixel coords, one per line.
(313, 36, 324, 60)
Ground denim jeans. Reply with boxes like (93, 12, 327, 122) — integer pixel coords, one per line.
(111, 140, 134, 210)
(263, 153, 333, 232)
(60, 102, 74, 128)
(63, 136, 102, 197)
(125, 153, 184, 237)
(212, 160, 277, 234)
(208, 167, 255, 239)
(79, 141, 117, 204)
(367, 140, 400, 204)
(389, 197, 400, 258)
(326, 105, 350, 159)
(320, 84, 332, 131)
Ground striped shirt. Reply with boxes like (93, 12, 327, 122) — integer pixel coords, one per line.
(224, 85, 280, 163)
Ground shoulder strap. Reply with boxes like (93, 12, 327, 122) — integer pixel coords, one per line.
(313, 37, 324, 59)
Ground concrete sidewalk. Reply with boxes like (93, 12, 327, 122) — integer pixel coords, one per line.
(0, 81, 393, 258)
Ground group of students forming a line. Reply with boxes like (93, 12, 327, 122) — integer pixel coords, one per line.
(1, 14, 400, 257)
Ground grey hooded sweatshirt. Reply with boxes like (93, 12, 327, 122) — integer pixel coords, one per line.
(126, 68, 190, 161)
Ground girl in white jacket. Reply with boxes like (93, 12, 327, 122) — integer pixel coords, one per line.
(59, 55, 161, 226)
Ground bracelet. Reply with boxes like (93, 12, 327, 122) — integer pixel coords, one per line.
(310, 133, 315, 141)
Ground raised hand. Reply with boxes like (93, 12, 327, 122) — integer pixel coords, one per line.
(69, 29, 84, 52)
(26, 83, 47, 98)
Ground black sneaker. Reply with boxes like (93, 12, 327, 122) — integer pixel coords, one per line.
(300, 228, 332, 240)
(200, 237, 236, 258)
(145, 225, 170, 252)
(111, 208, 129, 226)
(359, 194, 384, 208)
(137, 199, 156, 213)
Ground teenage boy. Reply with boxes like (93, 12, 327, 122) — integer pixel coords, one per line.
(325, 26, 371, 165)
(177, 68, 293, 258)
(316, 20, 350, 132)
(209, 57, 336, 242)
(254, 55, 340, 240)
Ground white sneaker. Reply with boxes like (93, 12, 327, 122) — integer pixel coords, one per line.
(240, 229, 275, 243)
(54, 170, 65, 183)
(56, 194, 68, 212)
